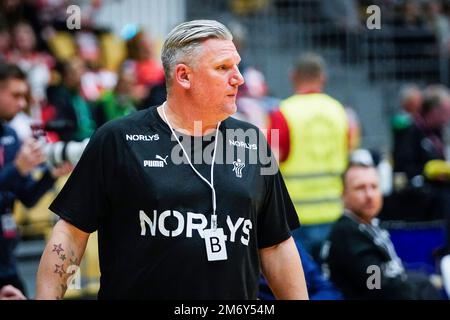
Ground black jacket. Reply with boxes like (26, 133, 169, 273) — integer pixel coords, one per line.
(1, 123, 55, 279)
(46, 85, 95, 142)
(393, 121, 445, 180)
(323, 213, 435, 299)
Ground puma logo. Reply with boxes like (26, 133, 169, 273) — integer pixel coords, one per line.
(155, 155, 168, 166)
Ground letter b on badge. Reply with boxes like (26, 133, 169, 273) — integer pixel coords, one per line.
(204, 228, 228, 261)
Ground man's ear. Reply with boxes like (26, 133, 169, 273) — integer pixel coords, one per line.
(174, 64, 191, 89)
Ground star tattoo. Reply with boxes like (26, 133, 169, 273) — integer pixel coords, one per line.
(52, 243, 64, 256)
(54, 264, 65, 278)
(59, 254, 66, 261)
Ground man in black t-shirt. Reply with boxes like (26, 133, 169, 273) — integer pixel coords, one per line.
(35, 20, 308, 300)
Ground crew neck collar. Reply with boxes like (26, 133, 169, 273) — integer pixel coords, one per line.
(152, 104, 225, 138)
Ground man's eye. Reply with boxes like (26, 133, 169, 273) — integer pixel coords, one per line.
(217, 65, 227, 70)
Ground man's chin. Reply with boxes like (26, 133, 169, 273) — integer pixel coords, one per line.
(362, 210, 379, 221)
(223, 103, 237, 116)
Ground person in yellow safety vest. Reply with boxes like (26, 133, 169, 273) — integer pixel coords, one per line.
(268, 53, 356, 256)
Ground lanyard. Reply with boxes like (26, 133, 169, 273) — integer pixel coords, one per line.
(162, 102, 221, 230)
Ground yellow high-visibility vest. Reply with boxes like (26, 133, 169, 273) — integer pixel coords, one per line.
(279, 93, 348, 225)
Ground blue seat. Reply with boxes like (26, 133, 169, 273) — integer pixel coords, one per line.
(384, 220, 446, 274)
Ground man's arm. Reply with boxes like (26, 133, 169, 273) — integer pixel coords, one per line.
(36, 219, 90, 300)
(0, 138, 73, 207)
(0, 163, 26, 192)
(15, 162, 73, 207)
(0, 138, 45, 193)
(259, 236, 309, 300)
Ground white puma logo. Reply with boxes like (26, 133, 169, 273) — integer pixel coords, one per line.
(155, 155, 168, 166)
(143, 155, 169, 168)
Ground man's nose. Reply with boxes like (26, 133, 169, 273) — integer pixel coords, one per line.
(231, 67, 245, 86)
(365, 188, 377, 200)
(17, 96, 27, 111)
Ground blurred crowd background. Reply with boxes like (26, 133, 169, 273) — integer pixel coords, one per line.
(2, 0, 450, 299)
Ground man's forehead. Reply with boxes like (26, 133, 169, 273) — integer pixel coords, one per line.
(0, 78, 26, 89)
(346, 166, 379, 185)
(201, 39, 240, 61)
(9, 79, 27, 91)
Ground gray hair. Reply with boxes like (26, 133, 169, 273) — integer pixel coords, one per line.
(399, 84, 421, 105)
(161, 20, 233, 90)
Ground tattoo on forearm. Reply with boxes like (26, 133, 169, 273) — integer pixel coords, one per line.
(52, 243, 64, 255)
(51, 243, 80, 300)
(54, 264, 65, 277)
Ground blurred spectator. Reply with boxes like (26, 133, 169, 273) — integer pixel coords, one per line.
(75, 31, 117, 101)
(322, 160, 442, 299)
(391, 84, 422, 148)
(46, 58, 96, 141)
(268, 53, 349, 257)
(8, 80, 39, 141)
(234, 67, 275, 130)
(391, 84, 423, 140)
(125, 28, 166, 109)
(94, 64, 137, 127)
(0, 63, 72, 296)
(394, 85, 450, 181)
(0, 0, 35, 32)
(0, 22, 11, 61)
(7, 22, 54, 102)
(393, 85, 450, 253)
(400, 84, 423, 116)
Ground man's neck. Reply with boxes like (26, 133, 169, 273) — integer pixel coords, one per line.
(344, 209, 372, 225)
(295, 84, 323, 95)
(158, 100, 219, 136)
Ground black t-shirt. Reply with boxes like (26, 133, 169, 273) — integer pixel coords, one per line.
(50, 106, 299, 299)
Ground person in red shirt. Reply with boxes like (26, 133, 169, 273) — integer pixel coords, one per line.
(267, 53, 358, 256)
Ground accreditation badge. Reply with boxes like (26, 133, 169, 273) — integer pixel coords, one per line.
(1, 211, 18, 239)
(203, 227, 228, 262)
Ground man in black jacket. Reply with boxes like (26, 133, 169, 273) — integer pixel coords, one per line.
(322, 161, 441, 299)
(1, 63, 72, 298)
